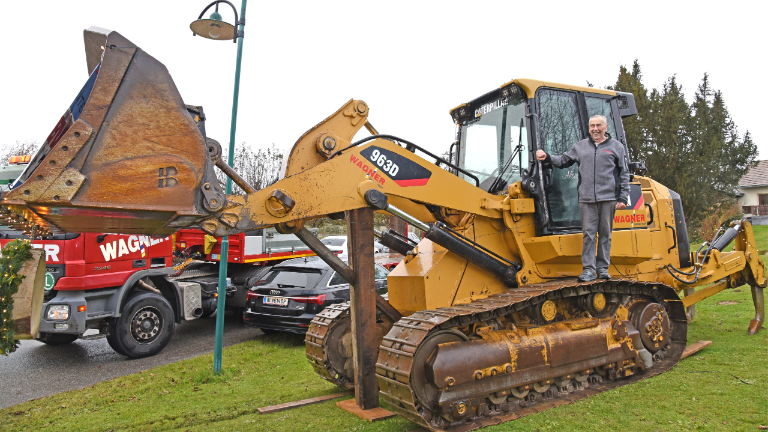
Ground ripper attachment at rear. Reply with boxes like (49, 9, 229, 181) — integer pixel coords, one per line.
(0, 27, 221, 236)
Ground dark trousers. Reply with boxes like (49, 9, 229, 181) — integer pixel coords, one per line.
(579, 201, 616, 273)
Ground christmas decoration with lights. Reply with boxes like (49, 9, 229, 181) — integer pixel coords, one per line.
(1, 239, 33, 355)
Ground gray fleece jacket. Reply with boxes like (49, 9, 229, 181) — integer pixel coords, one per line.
(545, 133, 630, 205)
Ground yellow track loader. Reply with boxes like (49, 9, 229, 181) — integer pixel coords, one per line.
(1, 28, 764, 431)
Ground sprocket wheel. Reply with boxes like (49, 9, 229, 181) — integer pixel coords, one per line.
(630, 301, 671, 353)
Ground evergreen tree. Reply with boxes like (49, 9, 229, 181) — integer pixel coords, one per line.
(612, 60, 650, 162)
(611, 65, 759, 233)
(708, 90, 756, 194)
(679, 74, 757, 226)
(645, 76, 692, 212)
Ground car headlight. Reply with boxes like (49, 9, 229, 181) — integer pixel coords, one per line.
(47, 305, 70, 320)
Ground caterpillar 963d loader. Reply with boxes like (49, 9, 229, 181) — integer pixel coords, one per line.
(2, 28, 765, 431)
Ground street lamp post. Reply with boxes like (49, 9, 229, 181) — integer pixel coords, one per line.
(190, 0, 247, 374)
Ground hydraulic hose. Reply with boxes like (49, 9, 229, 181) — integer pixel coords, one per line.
(667, 222, 742, 284)
(673, 242, 709, 276)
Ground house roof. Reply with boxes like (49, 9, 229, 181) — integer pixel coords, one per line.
(738, 160, 768, 188)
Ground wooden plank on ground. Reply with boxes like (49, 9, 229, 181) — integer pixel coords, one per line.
(681, 340, 712, 359)
(337, 398, 396, 422)
(257, 391, 352, 414)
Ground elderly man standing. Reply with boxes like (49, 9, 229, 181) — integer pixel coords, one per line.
(536, 115, 629, 282)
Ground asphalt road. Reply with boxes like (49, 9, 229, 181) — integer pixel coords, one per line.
(0, 317, 264, 409)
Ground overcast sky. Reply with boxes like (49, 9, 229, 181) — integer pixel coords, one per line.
(2, 0, 765, 164)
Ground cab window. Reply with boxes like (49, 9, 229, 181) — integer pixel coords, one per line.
(537, 89, 583, 229)
(459, 96, 528, 193)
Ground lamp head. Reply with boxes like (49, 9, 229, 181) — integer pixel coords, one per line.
(190, 11, 235, 40)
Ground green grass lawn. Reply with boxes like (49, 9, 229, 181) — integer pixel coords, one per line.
(750, 224, 767, 254)
(2, 229, 766, 431)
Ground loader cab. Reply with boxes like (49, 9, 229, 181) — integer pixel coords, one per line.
(451, 84, 530, 194)
(451, 79, 637, 235)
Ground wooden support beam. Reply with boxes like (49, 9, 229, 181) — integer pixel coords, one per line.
(296, 227, 402, 323)
(347, 207, 379, 410)
(296, 228, 354, 282)
(375, 293, 403, 323)
(11, 249, 45, 339)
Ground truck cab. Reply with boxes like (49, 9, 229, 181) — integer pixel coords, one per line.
(0, 225, 178, 346)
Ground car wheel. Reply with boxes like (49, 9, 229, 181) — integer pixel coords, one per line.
(108, 293, 175, 359)
(37, 332, 78, 345)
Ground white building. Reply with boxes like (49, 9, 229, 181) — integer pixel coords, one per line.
(737, 160, 768, 225)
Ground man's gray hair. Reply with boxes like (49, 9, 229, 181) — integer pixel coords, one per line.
(589, 114, 608, 126)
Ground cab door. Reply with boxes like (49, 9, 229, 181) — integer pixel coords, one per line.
(533, 89, 625, 234)
(535, 88, 585, 233)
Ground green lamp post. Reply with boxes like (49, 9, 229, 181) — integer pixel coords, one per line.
(190, 0, 247, 374)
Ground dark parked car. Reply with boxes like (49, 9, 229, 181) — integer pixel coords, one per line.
(243, 257, 389, 334)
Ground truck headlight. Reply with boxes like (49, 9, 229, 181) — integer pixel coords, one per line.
(47, 305, 70, 320)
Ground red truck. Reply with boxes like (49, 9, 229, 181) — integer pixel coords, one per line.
(0, 222, 321, 358)
(0, 228, 184, 357)
(2, 156, 320, 358)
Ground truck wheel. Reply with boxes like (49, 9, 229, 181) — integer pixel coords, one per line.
(106, 332, 128, 356)
(107, 293, 175, 359)
(37, 332, 78, 345)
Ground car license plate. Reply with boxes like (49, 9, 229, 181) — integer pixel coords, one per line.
(264, 296, 288, 307)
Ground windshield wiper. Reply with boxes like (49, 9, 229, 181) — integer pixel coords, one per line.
(277, 284, 303, 288)
(488, 118, 525, 193)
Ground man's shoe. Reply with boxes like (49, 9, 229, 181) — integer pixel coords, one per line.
(597, 269, 611, 280)
(577, 270, 596, 282)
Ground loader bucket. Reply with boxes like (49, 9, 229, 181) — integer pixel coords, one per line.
(0, 27, 222, 236)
